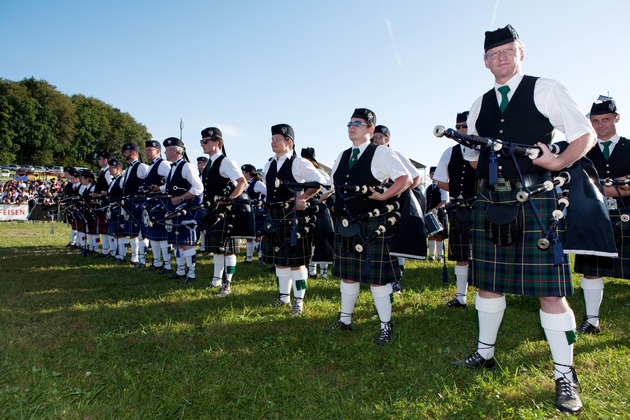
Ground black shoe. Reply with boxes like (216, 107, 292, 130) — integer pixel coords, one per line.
(134, 262, 146, 270)
(456, 351, 497, 369)
(217, 283, 232, 297)
(555, 377, 582, 414)
(328, 320, 353, 332)
(172, 272, 186, 280)
(428, 256, 435, 262)
(392, 280, 401, 295)
(578, 315, 601, 334)
(158, 267, 172, 275)
(244, 259, 253, 264)
(183, 276, 196, 284)
(374, 322, 393, 345)
(446, 297, 467, 308)
(149, 264, 163, 271)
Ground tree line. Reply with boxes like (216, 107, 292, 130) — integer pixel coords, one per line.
(0, 77, 152, 168)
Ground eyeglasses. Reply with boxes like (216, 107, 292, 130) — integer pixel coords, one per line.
(347, 121, 368, 128)
(200, 138, 214, 145)
(485, 47, 518, 60)
(455, 123, 468, 129)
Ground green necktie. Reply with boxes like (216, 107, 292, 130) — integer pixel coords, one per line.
(602, 141, 612, 160)
(348, 147, 360, 169)
(498, 85, 510, 113)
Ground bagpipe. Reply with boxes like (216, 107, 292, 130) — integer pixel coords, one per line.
(435, 124, 617, 260)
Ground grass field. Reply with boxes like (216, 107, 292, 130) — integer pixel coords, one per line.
(1, 222, 629, 419)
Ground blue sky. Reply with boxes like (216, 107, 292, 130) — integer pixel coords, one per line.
(2, 0, 629, 176)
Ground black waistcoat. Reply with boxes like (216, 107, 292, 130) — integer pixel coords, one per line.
(202, 155, 231, 198)
(108, 176, 123, 201)
(476, 75, 554, 179)
(123, 162, 144, 195)
(167, 161, 192, 197)
(94, 168, 110, 194)
(586, 137, 630, 179)
(266, 156, 297, 203)
(144, 158, 165, 187)
(447, 145, 477, 199)
(426, 184, 442, 210)
(246, 179, 262, 200)
(333, 144, 382, 215)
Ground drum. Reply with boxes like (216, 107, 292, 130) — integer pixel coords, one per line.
(424, 210, 443, 236)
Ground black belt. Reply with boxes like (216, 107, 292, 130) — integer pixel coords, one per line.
(477, 171, 551, 192)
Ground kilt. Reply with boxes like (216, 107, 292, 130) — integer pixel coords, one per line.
(85, 211, 97, 234)
(107, 206, 124, 236)
(141, 200, 168, 241)
(262, 205, 314, 267)
(469, 187, 573, 296)
(447, 208, 472, 262)
(121, 204, 143, 237)
(203, 205, 239, 254)
(254, 207, 266, 237)
(332, 214, 400, 285)
(96, 210, 108, 234)
(574, 205, 630, 280)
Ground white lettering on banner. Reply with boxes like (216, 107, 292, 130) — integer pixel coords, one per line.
(0, 204, 29, 221)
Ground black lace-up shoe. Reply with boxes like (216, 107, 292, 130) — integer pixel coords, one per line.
(374, 322, 393, 345)
(555, 377, 582, 413)
(328, 320, 353, 332)
(456, 351, 497, 369)
(578, 315, 601, 334)
(446, 297, 466, 308)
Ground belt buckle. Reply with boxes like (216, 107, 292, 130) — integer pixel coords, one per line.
(607, 197, 618, 210)
(494, 178, 512, 192)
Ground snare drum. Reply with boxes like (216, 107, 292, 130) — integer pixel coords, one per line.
(424, 210, 443, 236)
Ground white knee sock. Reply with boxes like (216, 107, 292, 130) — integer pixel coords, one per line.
(581, 277, 604, 327)
(246, 241, 255, 260)
(101, 234, 109, 254)
(276, 267, 292, 303)
(212, 254, 225, 286)
(371, 283, 393, 325)
(320, 263, 328, 276)
(117, 237, 127, 259)
(340, 281, 360, 324)
(475, 294, 506, 359)
(436, 241, 444, 258)
(150, 240, 162, 267)
(225, 254, 236, 284)
(109, 235, 117, 256)
(291, 266, 308, 300)
(428, 240, 436, 257)
(455, 265, 469, 304)
(129, 237, 139, 263)
(175, 247, 186, 275)
(540, 309, 577, 382)
(161, 243, 172, 269)
(308, 262, 317, 276)
(182, 248, 196, 279)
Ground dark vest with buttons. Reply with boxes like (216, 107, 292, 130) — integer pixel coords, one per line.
(202, 155, 232, 199)
(108, 175, 123, 201)
(167, 160, 191, 197)
(476, 75, 554, 179)
(447, 145, 477, 199)
(333, 143, 383, 215)
(122, 161, 144, 195)
(94, 168, 110, 194)
(266, 156, 298, 203)
(246, 179, 263, 200)
(144, 158, 166, 188)
(425, 184, 442, 211)
(586, 137, 630, 179)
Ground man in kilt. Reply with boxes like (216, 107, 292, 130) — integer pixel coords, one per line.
(433, 112, 478, 308)
(62, 167, 81, 248)
(574, 99, 630, 334)
(92, 152, 112, 258)
(241, 163, 267, 264)
(120, 143, 148, 267)
(329, 108, 412, 345)
(425, 166, 448, 262)
(106, 158, 125, 260)
(460, 25, 595, 414)
(262, 124, 327, 316)
(154, 137, 204, 283)
(141, 140, 173, 272)
(199, 127, 247, 296)
(78, 169, 97, 253)
(196, 156, 208, 252)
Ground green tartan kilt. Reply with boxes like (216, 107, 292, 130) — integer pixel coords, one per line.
(203, 206, 238, 254)
(447, 209, 472, 262)
(261, 206, 313, 267)
(332, 214, 400, 285)
(574, 208, 630, 280)
(470, 188, 573, 296)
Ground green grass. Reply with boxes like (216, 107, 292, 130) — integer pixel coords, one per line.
(1, 222, 629, 419)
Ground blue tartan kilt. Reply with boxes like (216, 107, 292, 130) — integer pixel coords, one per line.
(121, 205, 143, 237)
(574, 207, 630, 280)
(141, 201, 168, 241)
(469, 188, 573, 297)
(164, 198, 200, 246)
(107, 207, 124, 236)
(447, 208, 472, 262)
(332, 214, 400, 285)
(261, 205, 313, 267)
(203, 205, 238, 254)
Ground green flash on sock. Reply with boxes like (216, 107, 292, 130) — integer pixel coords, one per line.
(226, 266, 236, 274)
(295, 279, 307, 291)
(566, 329, 578, 345)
